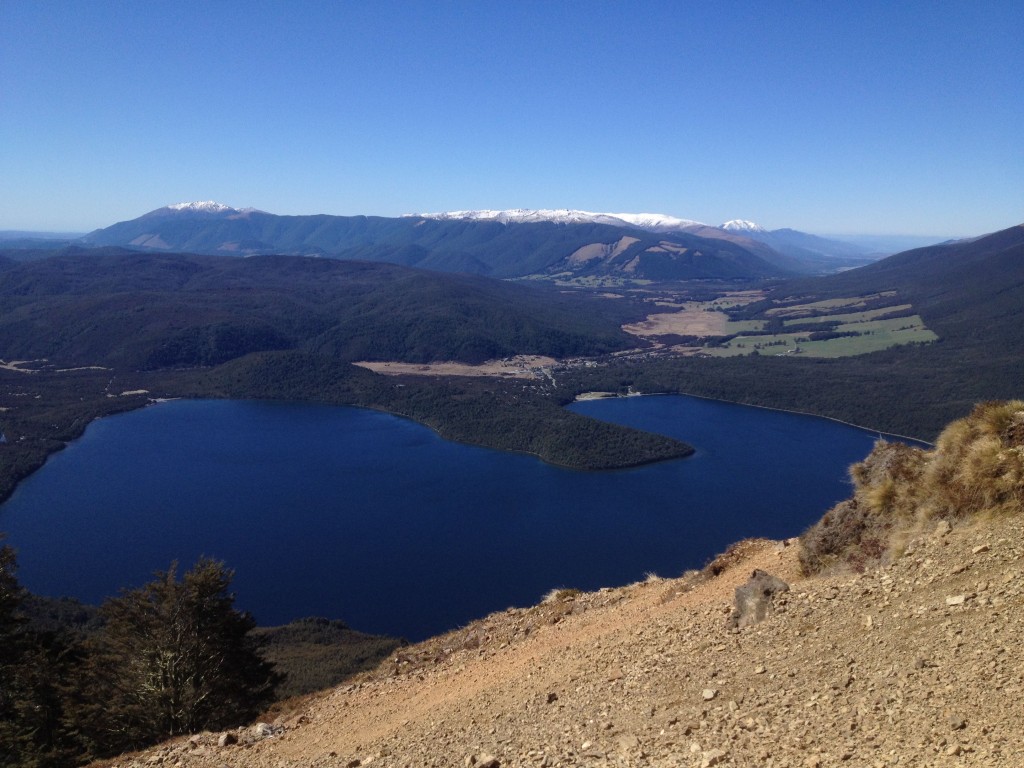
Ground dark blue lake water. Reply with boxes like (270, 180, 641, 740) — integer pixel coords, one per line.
(0, 395, 895, 640)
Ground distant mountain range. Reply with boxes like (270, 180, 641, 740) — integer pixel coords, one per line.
(69, 203, 894, 281)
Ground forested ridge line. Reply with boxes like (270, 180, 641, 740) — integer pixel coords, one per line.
(0, 355, 693, 506)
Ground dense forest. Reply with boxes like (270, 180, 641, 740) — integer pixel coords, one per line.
(183, 351, 693, 469)
(0, 249, 646, 367)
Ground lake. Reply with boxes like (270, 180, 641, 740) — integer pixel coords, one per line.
(0, 395, 899, 640)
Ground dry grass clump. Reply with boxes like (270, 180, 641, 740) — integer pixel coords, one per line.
(541, 587, 582, 605)
(800, 400, 1024, 574)
(921, 400, 1024, 519)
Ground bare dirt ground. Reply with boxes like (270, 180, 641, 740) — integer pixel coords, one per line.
(353, 356, 558, 380)
(622, 291, 766, 341)
(105, 513, 1024, 768)
(0, 359, 42, 373)
(623, 307, 733, 338)
(0, 358, 108, 374)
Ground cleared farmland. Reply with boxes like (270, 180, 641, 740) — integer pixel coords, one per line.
(706, 315, 937, 357)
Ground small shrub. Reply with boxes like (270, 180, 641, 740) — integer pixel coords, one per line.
(799, 400, 1024, 574)
(541, 588, 581, 604)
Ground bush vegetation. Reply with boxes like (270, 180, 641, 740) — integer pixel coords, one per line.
(0, 553, 282, 766)
(798, 400, 1024, 574)
(255, 618, 403, 699)
(68, 559, 280, 755)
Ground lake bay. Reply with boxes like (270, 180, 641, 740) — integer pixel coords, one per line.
(0, 395, 896, 640)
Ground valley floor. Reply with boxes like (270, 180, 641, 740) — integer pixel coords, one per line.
(101, 514, 1024, 768)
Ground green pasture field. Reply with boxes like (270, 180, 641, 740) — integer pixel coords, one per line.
(765, 291, 898, 317)
(704, 315, 937, 358)
(535, 273, 654, 288)
(783, 304, 913, 326)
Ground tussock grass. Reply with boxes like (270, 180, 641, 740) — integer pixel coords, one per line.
(799, 400, 1024, 574)
(541, 588, 581, 604)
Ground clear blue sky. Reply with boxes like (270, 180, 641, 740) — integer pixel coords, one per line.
(2, 0, 1021, 235)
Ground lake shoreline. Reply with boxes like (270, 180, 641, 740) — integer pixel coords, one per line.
(1, 379, 928, 508)
(573, 389, 932, 446)
(2, 395, 886, 639)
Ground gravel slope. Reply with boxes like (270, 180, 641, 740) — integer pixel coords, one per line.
(101, 516, 1024, 768)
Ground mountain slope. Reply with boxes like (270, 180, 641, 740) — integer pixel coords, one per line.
(79, 204, 795, 281)
(716, 222, 880, 271)
(375, 209, 881, 274)
(81, 202, 902, 279)
(106, 404, 1024, 767)
(0, 250, 643, 368)
(777, 223, 1024, 346)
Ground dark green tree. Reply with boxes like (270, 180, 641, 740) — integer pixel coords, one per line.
(0, 541, 83, 768)
(0, 540, 29, 764)
(71, 558, 279, 756)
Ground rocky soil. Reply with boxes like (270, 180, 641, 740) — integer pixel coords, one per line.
(100, 514, 1024, 768)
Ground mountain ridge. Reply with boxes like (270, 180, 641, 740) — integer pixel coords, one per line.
(78, 203, 888, 278)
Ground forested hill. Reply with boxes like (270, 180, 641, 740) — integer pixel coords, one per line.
(0, 250, 645, 368)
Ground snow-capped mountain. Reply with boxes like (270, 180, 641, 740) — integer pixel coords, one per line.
(411, 209, 706, 230)
(412, 209, 615, 225)
(166, 201, 237, 213)
(418, 211, 882, 270)
(720, 219, 768, 233)
(606, 212, 706, 230)
(139, 201, 265, 220)
(82, 204, 793, 280)
(81, 202, 886, 278)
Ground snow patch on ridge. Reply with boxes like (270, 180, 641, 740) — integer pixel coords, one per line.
(720, 219, 767, 233)
(408, 209, 706, 230)
(166, 201, 237, 213)
(609, 213, 705, 229)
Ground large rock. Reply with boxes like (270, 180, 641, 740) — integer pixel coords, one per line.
(729, 569, 790, 628)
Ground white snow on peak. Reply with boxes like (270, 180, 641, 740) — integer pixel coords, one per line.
(408, 209, 706, 230)
(607, 212, 705, 229)
(411, 209, 611, 225)
(720, 219, 767, 233)
(166, 201, 236, 213)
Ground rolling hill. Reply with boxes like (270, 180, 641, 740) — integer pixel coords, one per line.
(723, 225, 880, 271)
(0, 249, 645, 369)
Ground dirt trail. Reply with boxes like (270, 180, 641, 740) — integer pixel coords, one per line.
(104, 519, 1024, 768)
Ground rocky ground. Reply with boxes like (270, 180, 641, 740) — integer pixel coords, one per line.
(100, 513, 1024, 768)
